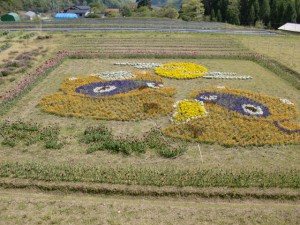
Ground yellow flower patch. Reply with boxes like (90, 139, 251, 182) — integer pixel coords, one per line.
(155, 62, 208, 79)
(172, 99, 207, 124)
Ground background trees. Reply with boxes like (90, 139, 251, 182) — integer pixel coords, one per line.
(0, 0, 299, 28)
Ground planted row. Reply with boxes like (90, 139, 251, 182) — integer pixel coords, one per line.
(0, 161, 298, 188)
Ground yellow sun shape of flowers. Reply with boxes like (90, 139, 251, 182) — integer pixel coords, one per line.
(172, 99, 207, 124)
(155, 62, 208, 79)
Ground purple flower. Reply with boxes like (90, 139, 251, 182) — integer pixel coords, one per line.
(75, 80, 163, 97)
(195, 92, 270, 117)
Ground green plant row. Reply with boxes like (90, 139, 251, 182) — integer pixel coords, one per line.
(0, 161, 299, 188)
(0, 43, 11, 53)
(83, 125, 187, 158)
(0, 120, 63, 149)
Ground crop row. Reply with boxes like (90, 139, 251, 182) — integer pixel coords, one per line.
(0, 161, 299, 188)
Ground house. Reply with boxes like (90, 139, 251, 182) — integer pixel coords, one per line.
(278, 23, 300, 33)
(1, 12, 21, 22)
(63, 5, 91, 17)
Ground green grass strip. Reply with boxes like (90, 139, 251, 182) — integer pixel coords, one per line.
(0, 161, 299, 189)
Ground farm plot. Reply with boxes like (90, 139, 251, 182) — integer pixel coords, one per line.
(0, 32, 299, 200)
(60, 32, 248, 55)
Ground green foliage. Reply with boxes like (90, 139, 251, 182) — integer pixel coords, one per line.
(155, 6, 179, 19)
(179, 0, 204, 21)
(83, 125, 186, 158)
(0, 161, 299, 189)
(0, 120, 63, 149)
(136, 0, 151, 9)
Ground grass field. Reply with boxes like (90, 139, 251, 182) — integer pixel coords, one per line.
(0, 188, 299, 225)
(0, 30, 299, 224)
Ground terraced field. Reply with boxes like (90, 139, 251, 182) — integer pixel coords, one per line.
(62, 33, 247, 55)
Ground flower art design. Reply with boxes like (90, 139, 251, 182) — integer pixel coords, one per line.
(155, 62, 208, 79)
(164, 86, 300, 147)
(38, 71, 176, 121)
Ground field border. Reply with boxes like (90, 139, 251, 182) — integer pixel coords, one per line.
(0, 177, 299, 201)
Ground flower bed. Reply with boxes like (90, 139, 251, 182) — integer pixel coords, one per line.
(38, 71, 176, 121)
(154, 62, 208, 79)
(163, 86, 300, 147)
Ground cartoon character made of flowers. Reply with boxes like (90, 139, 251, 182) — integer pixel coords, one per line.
(164, 86, 300, 147)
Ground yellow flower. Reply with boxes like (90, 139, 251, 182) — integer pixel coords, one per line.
(155, 62, 208, 79)
(172, 99, 207, 124)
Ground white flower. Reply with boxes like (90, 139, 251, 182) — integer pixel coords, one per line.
(92, 71, 134, 80)
(68, 77, 78, 81)
(114, 62, 162, 69)
(93, 85, 117, 93)
(146, 82, 164, 89)
(280, 98, 294, 105)
(216, 85, 226, 89)
(203, 71, 252, 80)
(198, 95, 218, 101)
(242, 104, 264, 115)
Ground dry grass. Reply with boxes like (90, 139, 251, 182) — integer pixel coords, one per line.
(236, 34, 300, 73)
(0, 188, 299, 225)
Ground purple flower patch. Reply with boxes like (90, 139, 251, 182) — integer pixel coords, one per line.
(75, 80, 163, 97)
(195, 92, 270, 117)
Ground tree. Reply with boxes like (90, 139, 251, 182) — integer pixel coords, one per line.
(283, 0, 297, 23)
(248, 4, 255, 25)
(226, 0, 240, 24)
(136, 0, 151, 9)
(259, 0, 270, 25)
(156, 6, 179, 18)
(179, 0, 205, 21)
(239, 0, 249, 25)
(253, 0, 260, 21)
(296, 0, 300, 22)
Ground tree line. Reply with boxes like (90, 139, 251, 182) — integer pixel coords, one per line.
(203, 0, 300, 27)
(0, 0, 299, 28)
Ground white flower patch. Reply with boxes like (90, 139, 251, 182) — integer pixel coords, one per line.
(68, 77, 78, 81)
(280, 98, 294, 105)
(216, 85, 226, 89)
(92, 71, 134, 80)
(93, 85, 117, 93)
(146, 82, 164, 89)
(203, 71, 252, 80)
(198, 95, 218, 101)
(114, 62, 162, 69)
(242, 104, 264, 115)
